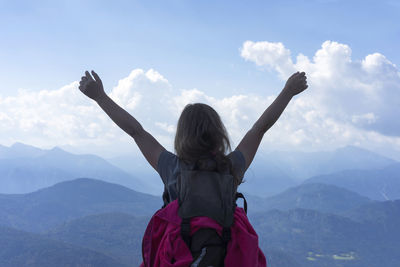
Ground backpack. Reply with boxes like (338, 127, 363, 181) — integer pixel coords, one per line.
(140, 158, 267, 267)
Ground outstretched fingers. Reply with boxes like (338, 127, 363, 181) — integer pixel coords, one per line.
(91, 70, 103, 87)
(78, 70, 105, 100)
(85, 70, 94, 81)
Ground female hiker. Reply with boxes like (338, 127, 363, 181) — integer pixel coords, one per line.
(79, 70, 308, 266)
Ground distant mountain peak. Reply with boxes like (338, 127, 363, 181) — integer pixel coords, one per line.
(11, 142, 41, 149)
(41, 146, 86, 160)
(259, 182, 372, 214)
(11, 141, 26, 147)
(0, 142, 46, 159)
(48, 146, 68, 154)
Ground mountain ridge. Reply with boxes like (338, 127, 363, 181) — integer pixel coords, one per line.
(0, 178, 162, 233)
(303, 162, 400, 200)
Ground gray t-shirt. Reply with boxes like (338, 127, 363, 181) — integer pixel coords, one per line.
(157, 149, 246, 205)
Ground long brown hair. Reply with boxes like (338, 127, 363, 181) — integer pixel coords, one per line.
(174, 103, 241, 188)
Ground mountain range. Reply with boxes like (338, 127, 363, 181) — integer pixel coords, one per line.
(108, 144, 398, 197)
(251, 201, 400, 267)
(0, 142, 160, 194)
(248, 182, 372, 215)
(0, 225, 126, 267)
(0, 178, 161, 233)
(0, 178, 399, 266)
(303, 162, 400, 200)
(1, 142, 394, 198)
(1, 142, 400, 266)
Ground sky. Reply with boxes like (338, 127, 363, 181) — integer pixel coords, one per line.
(0, 0, 400, 160)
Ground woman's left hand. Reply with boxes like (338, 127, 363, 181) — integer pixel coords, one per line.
(283, 71, 308, 97)
(79, 70, 106, 101)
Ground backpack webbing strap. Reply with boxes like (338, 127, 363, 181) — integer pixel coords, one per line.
(222, 227, 231, 246)
(181, 218, 191, 248)
(235, 192, 247, 214)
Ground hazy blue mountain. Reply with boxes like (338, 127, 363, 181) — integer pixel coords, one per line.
(2, 143, 396, 198)
(108, 153, 155, 178)
(344, 199, 400, 236)
(252, 208, 365, 266)
(237, 193, 267, 213)
(251, 203, 400, 267)
(0, 177, 399, 266)
(249, 183, 372, 215)
(0, 142, 46, 159)
(46, 212, 149, 266)
(0, 225, 127, 267)
(263, 248, 303, 267)
(0, 142, 160, 194)
(262, 145, 397, 181)
(229, 145, 396, 198)
(0, 178, 162, 233)
(303, 162, 400, 200)
(239, 158, 299, 197)
(108, 153, 164, 194)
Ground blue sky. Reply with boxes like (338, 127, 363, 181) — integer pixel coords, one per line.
(0, 0, 400, 160)
(1, 0, 398, 95)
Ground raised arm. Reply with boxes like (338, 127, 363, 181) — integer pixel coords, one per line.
(78, 70, 165, 171)
(236, 71, 308, 171)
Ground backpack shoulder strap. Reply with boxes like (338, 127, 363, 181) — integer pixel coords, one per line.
(235, 192, 248, 214)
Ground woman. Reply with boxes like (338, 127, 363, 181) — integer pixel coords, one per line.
(79, 70, 308, 265)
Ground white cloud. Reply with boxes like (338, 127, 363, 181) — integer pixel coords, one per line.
(362, 53, 398, 75)
(240, 40, 400, 138)
(155, 122, 175, 134)
(240, 40, 296, 79)
(351, 113, 378, 125)
(1, 41, 400, 160)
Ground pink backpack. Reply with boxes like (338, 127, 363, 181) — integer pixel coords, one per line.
(140, 199, 266, 267)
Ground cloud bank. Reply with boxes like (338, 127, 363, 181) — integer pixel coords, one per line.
(241, 40, 400, 137)
(1, 40, 400, 160)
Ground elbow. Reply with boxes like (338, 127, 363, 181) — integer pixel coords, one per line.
(129, 124, 145, 139)
(251, 124, 268, 138)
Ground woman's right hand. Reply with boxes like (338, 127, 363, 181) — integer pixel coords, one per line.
(283, 71, 308, 97)
(79, 70, 106, 101)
